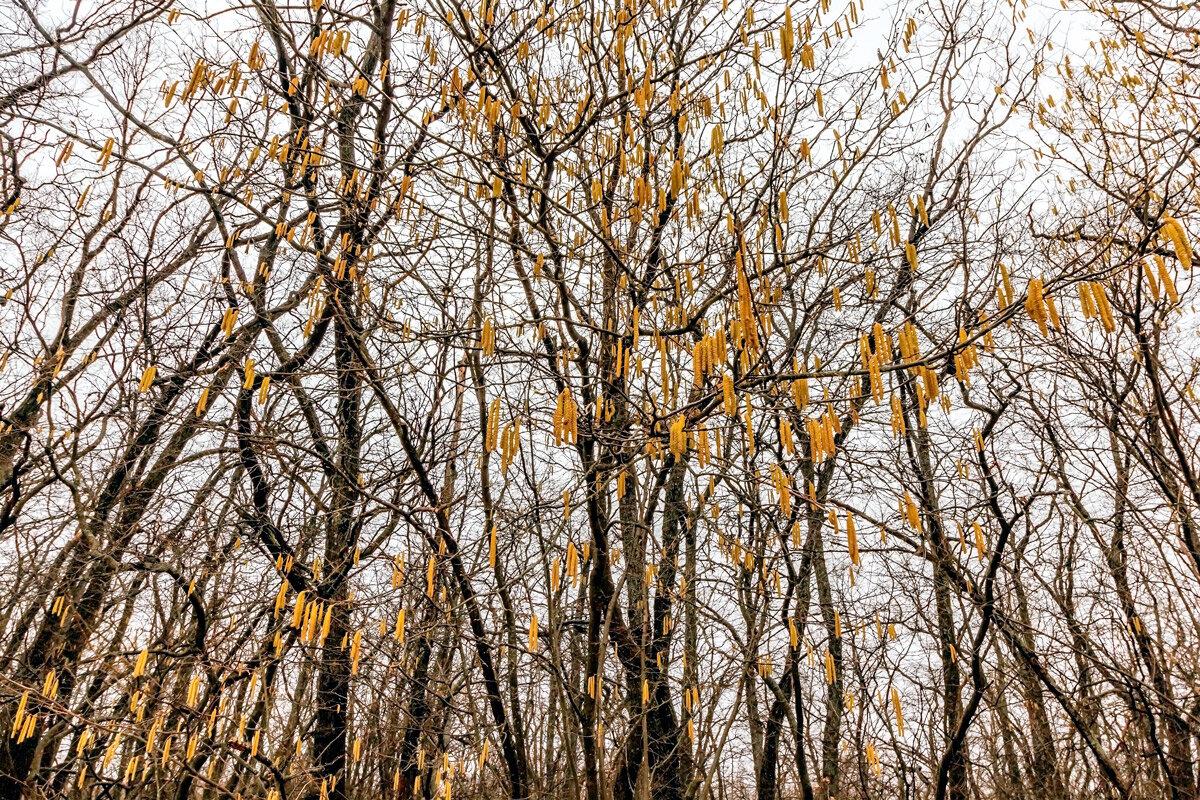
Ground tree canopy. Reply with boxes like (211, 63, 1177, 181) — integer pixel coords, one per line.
(1, 0, 1199, 798)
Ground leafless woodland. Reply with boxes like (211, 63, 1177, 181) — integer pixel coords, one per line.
(1, 0, 1199, 798)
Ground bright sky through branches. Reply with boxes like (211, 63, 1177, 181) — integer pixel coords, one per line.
(0, 0, 1198, 798)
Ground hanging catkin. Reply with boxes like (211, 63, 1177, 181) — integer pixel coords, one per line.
(735, 249, 760, 354)
(1025, 277, 1049, 336)
(1161, 215, 1193, 270)
(892, 687, 905, 736)
(847, 512, 860, 565)
(1091, 282, 1115, 331)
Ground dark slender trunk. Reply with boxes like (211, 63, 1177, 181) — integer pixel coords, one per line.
(397, 616, 436, 800)
(757, 670, 794, 800)
(900, 375, 968, 800)
(308, 310, 363, 800)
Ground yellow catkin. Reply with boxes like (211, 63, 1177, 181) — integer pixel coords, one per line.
(794, 377, 809, 409)
(138, 365, 157, 393)
(892, 686, 905, 735)
(486, 399, 501, 452)
(711, 124, 724, 155)
(481, 317, 495, 357)
(350, 630, 362, 674)
(670, 415, 687, 457)
(780, 7, 795, 66)
(847, 513, 860, 565)
(903, 493, 920, 529)
(133, 648, 149, 678)
(1024, 277, 1048, 336)
(222, 307, 239, 337)
(98, 137, 115, 169)
(890, 394, 905, 437)
(773, 464, 791, 516)
(1162, 216, 1193, 270)
(801, 43, 815, 69)
(1044, 294, 1061, 330)
(1144, 259, 1161, 302)
(1078, 281, 1096, 319)
(744, 399, 755, 455)
(869, 357, 883, 404)
(1158, 257, 1179, 304)
(1092, 282, 1115, 331)
(291, 591, 306, 628)
(566, 542, 579, 583)
(999, 262, 1014, 306)
(808, 418, 824, 463)
(10, 693, 28, 739)
(735, 251, 760, 354)
(823, 410, 837, 456)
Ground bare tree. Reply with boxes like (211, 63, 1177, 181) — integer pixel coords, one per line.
(1, 0, 1199, 798)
